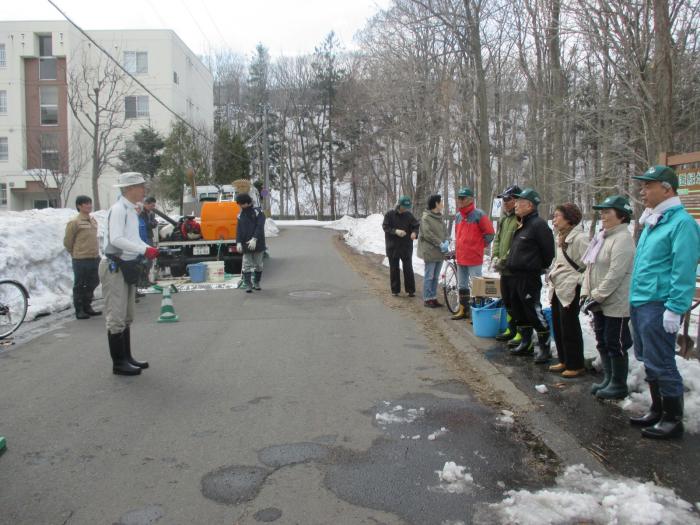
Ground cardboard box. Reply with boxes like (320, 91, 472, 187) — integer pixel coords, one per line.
(471, 277, 501, 298)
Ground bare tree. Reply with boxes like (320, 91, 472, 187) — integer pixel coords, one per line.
(67, 44, 133, 209)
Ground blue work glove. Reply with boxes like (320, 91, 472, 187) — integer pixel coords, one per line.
(440, 240, 450, 253)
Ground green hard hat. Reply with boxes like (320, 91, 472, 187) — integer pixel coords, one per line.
(632, 165, 678, 190)
(592, 195, 633, 215)
(513, 187, 541, 206)
(457, 187, 474, 198)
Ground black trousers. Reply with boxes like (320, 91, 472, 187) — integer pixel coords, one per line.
(388, 252, 415, 294)
(592, 311, 632, 359)
(500, 275, 515, 310)
(72, 258, 100, 306)
(507, 273, 548, 332)
(551, 287, 584, 369)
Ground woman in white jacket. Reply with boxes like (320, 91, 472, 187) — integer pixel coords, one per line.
(581, 195, 636, 399)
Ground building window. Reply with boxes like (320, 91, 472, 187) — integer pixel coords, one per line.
(0, 183, 7, 205)
(0, 90, 6, 114)
(40, 86, 58, 125)
(0, 137, 8, 161)
(173, 71, 179, 84)
(0, 44, 6, 68)
(125, 95, 149, 118)
(124, 51, 148, 75)
(33, 199, 58, 209)
(38, 35, 56, 80)
(41, 133, 60, 171)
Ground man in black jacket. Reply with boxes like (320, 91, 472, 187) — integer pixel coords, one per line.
(235, 193, 267, 292)
(382, 196, 420, 296)
(505, 188, 555, 357)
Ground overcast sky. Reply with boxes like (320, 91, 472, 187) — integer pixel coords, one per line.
(5, 0, 391, 58)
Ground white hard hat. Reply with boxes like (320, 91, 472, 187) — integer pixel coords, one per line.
(114, 172, 146, 188)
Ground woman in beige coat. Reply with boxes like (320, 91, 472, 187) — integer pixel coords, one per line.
(581, 195, 635, 399)
(547, 203, 589, 375)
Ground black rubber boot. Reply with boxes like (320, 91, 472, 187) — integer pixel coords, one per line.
(108, 331, 141, 376)
(464, 292, 472, 321)
(123, 326, 149, 369)
(510, 327, 534, 355)
(83, 293, 102, 316)
(629, 381, 662, 427)
(642, 395, 684, 439)
(253, 271, 262, 291)
(75, 296, 90, 320)
(590, 353, 612, 395)
(451, 290, 469, 320)
(495, 311, 516, 342)
(243, 272, 254, 293)
(533, 331, 551, 364)
(596, 354, 628, 399)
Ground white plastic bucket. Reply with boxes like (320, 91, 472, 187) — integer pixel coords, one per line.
(205, 261, 225, 282)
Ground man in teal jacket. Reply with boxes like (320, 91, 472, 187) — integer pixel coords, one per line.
(629, 165, 700, 440)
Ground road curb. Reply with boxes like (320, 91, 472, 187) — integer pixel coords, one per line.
(435, 314, 610, 475)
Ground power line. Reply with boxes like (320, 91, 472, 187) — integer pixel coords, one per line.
(46, 0, 261, 166)
(47, 0, 214, 144)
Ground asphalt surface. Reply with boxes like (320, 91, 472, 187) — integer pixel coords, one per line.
(0, 227, 555, 525)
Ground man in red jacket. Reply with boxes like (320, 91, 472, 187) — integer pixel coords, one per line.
(451, 187, 495, 320)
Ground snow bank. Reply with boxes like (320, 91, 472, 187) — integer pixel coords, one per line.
(0, 208, 89, 320)
(490, 464, 700, 525)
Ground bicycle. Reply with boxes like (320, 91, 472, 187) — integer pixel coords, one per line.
(0, 280, 29, 339)
(441, 250, 460, 314)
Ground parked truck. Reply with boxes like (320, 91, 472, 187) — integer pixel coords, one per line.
(154, 183, 261, 278)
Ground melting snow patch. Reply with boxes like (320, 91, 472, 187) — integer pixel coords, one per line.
(496, 410, 515, 425)
(490, 464, 700, 525)
(428, 427, 448, 441)
(431, 461, 474, 494)
(375, 404, 424, 425)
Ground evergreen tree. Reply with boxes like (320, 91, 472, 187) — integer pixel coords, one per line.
(159, 121, 207, 213)
(118, 125, 165, 178)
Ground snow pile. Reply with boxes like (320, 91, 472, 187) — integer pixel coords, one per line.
(339, 214, 388, 256)
(0, 208, 87, 320)
(622, 353, 700, 433)
(491, 464, 700, 525)
(375, 404, 424, 425)
(265, 218, 280, 238)
(433, 462, 474, 494)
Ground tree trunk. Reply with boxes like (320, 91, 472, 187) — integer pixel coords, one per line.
(653, 0, 673, 158)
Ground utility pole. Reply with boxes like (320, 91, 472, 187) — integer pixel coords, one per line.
(262, 105, 271, 215)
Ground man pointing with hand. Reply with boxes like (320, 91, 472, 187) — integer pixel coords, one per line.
(100, 172, 159, 376)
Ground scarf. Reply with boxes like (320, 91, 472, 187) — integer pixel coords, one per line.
(557, 225, 573, 248)
(582, 229, 606, 265)
(638, 196, 682, 227)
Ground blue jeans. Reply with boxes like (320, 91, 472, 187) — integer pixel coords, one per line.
(630, 302, 683, 397)
(457, 264, 482, 292)
(423, 261, 442, 300)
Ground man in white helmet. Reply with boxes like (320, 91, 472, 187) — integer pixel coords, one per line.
(99, 172, 160, 376)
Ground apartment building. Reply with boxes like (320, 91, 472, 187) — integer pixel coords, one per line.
(0, 21, 213, 211)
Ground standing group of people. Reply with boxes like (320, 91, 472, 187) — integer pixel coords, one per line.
(64, 172, 267, 377)
(382, 165, 699, 440)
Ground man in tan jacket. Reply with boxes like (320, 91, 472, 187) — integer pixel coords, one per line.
(63, 195, 101, 320)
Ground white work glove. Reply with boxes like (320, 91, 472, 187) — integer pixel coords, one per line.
(395, 229, 407, 238)
(662, 310, 682, 334)
(236, 243, 243, 253)
(247, 238, 257, 251)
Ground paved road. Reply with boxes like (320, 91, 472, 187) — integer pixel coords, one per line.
(0, 227, 552, 525)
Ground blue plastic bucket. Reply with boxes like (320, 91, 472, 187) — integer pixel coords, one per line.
(543, 306, 554, 335)
(187, 263, 207, 283)
(472, 304, 506, 338)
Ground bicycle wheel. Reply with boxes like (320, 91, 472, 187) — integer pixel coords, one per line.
(442, 262, 460, 314)
(0, 280, 28, 339)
